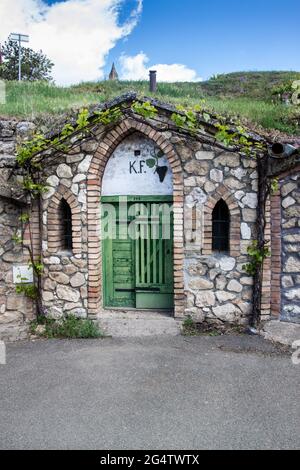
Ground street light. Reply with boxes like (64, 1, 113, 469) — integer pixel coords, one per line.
(9, 33, 29, 81)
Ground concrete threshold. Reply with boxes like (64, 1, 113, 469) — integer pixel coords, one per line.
(97, 310, 182, 337)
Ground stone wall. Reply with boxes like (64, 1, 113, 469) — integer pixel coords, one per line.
(178, 138, 258, 325)
(1, 110, 300, 341)
(280, 171, 300, 323)
(40, 141, 96, 319)
(0, 119, 36, 341)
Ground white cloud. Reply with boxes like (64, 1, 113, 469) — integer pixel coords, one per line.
(0, 0, 143, 85)
(120, 52, 202, 82)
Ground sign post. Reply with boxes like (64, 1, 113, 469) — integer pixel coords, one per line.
(9, 33, 29, 81)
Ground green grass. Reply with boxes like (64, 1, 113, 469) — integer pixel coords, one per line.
(0, 71, 299, 135)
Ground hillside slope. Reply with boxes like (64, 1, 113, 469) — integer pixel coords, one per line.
(0, 71, 299, 136)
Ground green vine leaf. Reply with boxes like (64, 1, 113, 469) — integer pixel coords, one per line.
(243, 241, 271, 276)
(132, 101, 157, 119)
(76, 108, 89, 129)
(146, 158, 156, 169)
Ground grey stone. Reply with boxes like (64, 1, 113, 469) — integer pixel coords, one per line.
(210, 169, 223, 183)
(44, 279, 56, 291)
(195, 151, 214, 160)
(242, 193, 257, 209)
(241, 222, 251, 240)
(235, 190, 245, 201)
(184, 160, 210, 176)
(66, 309, 87, 319)
(184, 308, 205, 323)
(70, 273, 86, 288)
(231, 168, 247, 180)
(196, 291, 216, 307)
(42, 291, 54, 302)
(189, 278, 214, 290)
(64, 302, 83, 310)
(184, 177, 196, 187)
(281, 182, 297, 197)
(262, 320, 300, 347)
(214, 153, 240, 168)
(216, 275, 227, 290)
(224, 177, 245, 190)
(78, 189, 86, 204)
(78, 155, 92, 173)
(240, 277, 253, 286)
(81, 141, 98, 153)
(282, 197, 296, 209)
(212, 303, 240, 322)
(49, 272, 70, 285)
(73, 174, 86, 184)
(204, 181, 215, 193)
(66, 154, 85, 164)
(242, 209, 257, 222)
(227, 280, 243, 293)
(285, 289, 300, 301)
(282, 219, 297, 229)
(46, 175, 59, 187)
(57, 285, 80, 303)
(219, 256, 236, 271)
(57, 164, 73, 179)
(47, 257, 60, 265)
(0, 311, 23, 324)
(185, 187, 207, 205)
(285, 257, 300, 273)
(187, 263, 208, 277)
(6, 296, 24, 311)
(71, 183, 79, 195)
(42, 186, 56, 200)
(60, 178, 72, 188)
(216, 291, 236, 302)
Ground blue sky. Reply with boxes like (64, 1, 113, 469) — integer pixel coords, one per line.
(114, 0, 300, 79)
(2, 0, 299, 84)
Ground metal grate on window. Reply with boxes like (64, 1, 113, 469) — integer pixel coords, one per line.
(212, 199, 230, 253)
(61, 199, 73, 251)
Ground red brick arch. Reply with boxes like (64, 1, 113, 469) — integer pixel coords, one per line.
(47, 185, 82, 255)
(86, 118, 184, 318)
(203, 185, 241, 257)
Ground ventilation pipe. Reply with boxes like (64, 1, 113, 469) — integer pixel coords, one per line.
(269, 143, 298, 158)
(149, 70, 157, 93)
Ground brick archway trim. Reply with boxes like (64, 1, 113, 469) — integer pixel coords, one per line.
(87, 118, 184, 318)
(203, 185, 241, 257)
(47, 185, 82, 255)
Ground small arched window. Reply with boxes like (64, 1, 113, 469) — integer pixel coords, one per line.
(60, 199, 73, 251)
(212, 199, 230, 253)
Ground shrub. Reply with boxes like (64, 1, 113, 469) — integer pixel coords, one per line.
(31, 315, 103, 339)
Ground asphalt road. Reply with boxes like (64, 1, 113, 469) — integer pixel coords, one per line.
(0, 335, 299, 450)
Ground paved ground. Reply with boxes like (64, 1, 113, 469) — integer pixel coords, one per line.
(0, 334, 299, 450)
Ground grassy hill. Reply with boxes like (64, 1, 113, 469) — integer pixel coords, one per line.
(0, 71, 299, 136)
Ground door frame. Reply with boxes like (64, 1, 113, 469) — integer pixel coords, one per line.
(101, 195, 174, 310)
(86, 119, 185, 319)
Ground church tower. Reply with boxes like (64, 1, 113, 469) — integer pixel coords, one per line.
(109, 63, 119, 81)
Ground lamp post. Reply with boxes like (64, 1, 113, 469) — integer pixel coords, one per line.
(9, 33, 29, 81)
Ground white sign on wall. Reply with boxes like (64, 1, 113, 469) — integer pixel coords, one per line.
(102, 134, 173, 196)
(13, 265, 34, 284)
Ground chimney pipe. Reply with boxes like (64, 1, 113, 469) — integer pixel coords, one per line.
(149, 70, 157, 93)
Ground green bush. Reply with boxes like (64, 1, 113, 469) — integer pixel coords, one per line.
(31, 315, 103, 339)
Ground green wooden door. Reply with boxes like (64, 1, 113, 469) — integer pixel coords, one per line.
(102, 197, 174, 310)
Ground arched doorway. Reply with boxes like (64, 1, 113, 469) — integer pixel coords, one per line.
(101, 132, 174, 310)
